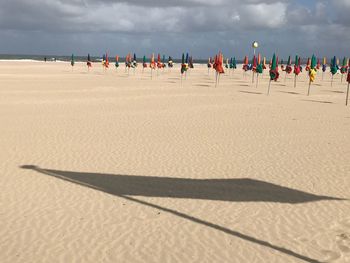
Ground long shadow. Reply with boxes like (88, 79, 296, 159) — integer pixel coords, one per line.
(278, 91, 300, 95)
(327, 90, 344, 94)
(302, 99, 333, 104)
(21, 165, 344, 263)
(239, 90, 263, 95)
(195, 84, 211, 87)
(20, 165, 341, 204)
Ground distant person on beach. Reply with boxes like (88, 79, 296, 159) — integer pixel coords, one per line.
(44, 57, 47, 62)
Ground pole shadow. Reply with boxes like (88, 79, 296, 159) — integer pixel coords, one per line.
(21, 165, 345, 263)
(278, 91, 300, 95)
(302, 99, 333, 104)
(239, 91, 263, 95)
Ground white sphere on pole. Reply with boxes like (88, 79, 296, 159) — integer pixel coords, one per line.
(252, 41, 259, 48)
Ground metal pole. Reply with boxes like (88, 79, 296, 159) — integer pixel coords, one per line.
(346, 82, 349, 106)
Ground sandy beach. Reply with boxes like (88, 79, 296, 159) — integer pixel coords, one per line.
(1, 61, 349, 263)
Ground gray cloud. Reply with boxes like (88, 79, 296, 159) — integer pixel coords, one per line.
(0, 0, 348, 58)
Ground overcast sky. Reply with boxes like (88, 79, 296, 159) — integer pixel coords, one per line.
(0, 0, 349, 58)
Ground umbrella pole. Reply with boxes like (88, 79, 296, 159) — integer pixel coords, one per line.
(256, 73, 259, 88)
(294, 75, 297, 88)
(284, 72, 287, 83)
(267, 80, 271, 95)
(346, 82, 349, 106)
(341, 74, 343, 83)
(307, 80, 311, 96)
(252, 71, 255, 84)
(331, 75, 334, 87)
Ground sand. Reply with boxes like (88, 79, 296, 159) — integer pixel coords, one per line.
(0, 61, 349, 263)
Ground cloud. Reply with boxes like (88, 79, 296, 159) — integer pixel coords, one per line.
(332, 0, 350, 26)
(235, 2, 287, 29)
(0, 0, 348, 58)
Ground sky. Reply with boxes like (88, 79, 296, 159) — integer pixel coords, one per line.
(0, 0, 349, 59)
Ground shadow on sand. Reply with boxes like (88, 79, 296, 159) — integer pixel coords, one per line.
(239, 90, 263, 95)
(21, 165, 344, 263)
(302, 99, 333, 104)
(278, 91, 300, 95)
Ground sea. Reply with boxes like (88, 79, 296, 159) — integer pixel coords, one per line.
(0, 54, 211, 64)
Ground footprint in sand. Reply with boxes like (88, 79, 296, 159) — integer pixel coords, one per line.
(307, 219, 350, 262)
(320, 249, 341, 262)
(335, 219, 350, 254)
(336, 233, 350, 253)
(321, 218, 350, 262)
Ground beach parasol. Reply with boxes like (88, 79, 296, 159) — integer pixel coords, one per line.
(307, 55, 317, 96)
(132, 53, 137, 68)
(231, 57, 237, 69)
(125, 53, 132, 74)
(87, 54, 92, 66)
(267, 53, 279, 95)
(168, 56, 173, 68)
(115, 55, 119, 69)
(207, 57, 212, 68)
(71, 54, 75, 69)
(243, 56, 249, 72)
(142, 55, 147, 73)
(157, 54, 162, 69)
(105, 52, 109, 68)
(340, 57, 348, 83)
(207, 57, 212, 75)
(346, 59, 350, 106)
(255, 57, 263, 88)
(150, 53, 156, 79)
(293, 56, 301, 88)
(322, 57, 327, 80)
(214, 52, 224, 87)
(263, 57, 267, 69)
(131, 53, 137, 75)
(284, 56, 292, 82)
(102, 54, 106, 70)
(189, 56, 194, 69)
(162, 55, 166, 68)
(87, 54, 92, 70)
(305, 58, 311, 72)
(330, 56, 338, 87)
(180, 53, 188, 85)
(252, 55, 257, 83)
